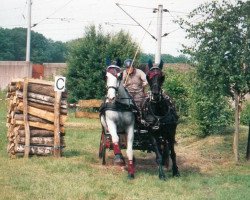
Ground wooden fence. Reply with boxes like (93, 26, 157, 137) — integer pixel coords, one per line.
(75, 99, 102, 119)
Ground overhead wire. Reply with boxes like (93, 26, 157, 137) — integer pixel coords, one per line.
(32, 0, 75, 27)
(124, 21, 152, 86)
(115, 3, 155, 10)
(104, 22, 139, 27)
(161, 14, 205, 38)
(115, 3, 157, 41)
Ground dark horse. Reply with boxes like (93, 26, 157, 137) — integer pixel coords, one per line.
(141, 60, 180, 180)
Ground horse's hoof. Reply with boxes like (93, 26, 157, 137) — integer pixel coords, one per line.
(113, 154, 125, 166)
(128, 174, 135, 179)
(159, 175, 166, 181)
(173, 172, 180, 177)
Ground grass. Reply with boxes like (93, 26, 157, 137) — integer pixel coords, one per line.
(0, 91, 249, 200)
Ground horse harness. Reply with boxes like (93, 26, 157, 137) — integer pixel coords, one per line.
(142, 94, 179, 130)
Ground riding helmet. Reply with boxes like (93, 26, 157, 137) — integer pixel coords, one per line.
(124, 59, 133, 68)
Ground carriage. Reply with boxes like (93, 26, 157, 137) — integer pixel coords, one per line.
(99, 60, 180, 180)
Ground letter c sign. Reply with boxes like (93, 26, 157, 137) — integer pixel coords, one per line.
(54, 76, 66, 92)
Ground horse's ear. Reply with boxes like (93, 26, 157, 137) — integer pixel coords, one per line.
(116, 58, 122, 67)
(148, 59, 153, 69)
(106, 57, 111, 66)
(159, 60, 164, 69)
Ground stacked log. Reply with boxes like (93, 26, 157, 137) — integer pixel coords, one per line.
(6, 78, 67, 157)
(75, 99, 102, 119)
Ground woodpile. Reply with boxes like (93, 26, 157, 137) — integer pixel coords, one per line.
(75, 99, 102, 119)
(6, 78, 67, 157)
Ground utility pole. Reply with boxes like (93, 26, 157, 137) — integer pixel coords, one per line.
(155, 4, 163, 64)
(26, 0, 32, 62)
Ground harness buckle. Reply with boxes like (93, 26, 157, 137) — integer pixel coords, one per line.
(152, 125, 159, 130)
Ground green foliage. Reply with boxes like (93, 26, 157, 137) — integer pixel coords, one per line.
(178, 1, 249, 135)
(139, 53, 189, 63)
(162, 67, 233, 135)
(107, 31, 138, 64)
(139, 53, 154, 63)
(66, 25, 139, 102)
(181, 1, 249, 97)
(163, 67, 190, 116)
(241, 102, 250, 125)
(189, 73, 234, 136)
(0, 27, 67, 63)
(193, 94, 233, 136)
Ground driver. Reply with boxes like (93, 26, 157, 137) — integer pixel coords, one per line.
(122, 59, 148, 118)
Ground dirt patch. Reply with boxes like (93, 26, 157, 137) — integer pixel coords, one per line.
(94, 135, 236, 175)
(176, 136, 234, 174)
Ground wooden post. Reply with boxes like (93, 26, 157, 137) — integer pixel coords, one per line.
(23, 78, 30, 158)
(54, 91, 62, 157)
(233, 92, 239, 162)
(246, 123, 250, 160)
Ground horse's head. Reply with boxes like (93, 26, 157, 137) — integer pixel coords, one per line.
(104, 62, 123, 103)
(146, 60, 165, 101)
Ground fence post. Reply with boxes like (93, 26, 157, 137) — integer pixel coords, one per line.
(54, 91, 62, 157)
(23, 78, 30, 158)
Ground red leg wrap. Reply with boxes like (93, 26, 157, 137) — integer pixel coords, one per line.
(113, 143, 121, 155)
(128, 160, 135, 175)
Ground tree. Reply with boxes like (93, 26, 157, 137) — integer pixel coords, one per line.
(139, 53, 189, 64)
(66, 25, 139, 102)
(0, 28, 15, 60)
(48, 40, 68, 63)
(179, 1, 250, 161)
(245, 0, 250, 161)
(0, 27, 67, 63)
(107, 30, 138, 64)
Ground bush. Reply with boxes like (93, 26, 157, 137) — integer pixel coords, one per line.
(241, 102, 250, 125)
(163, 67, 190, 117)
(190, 76, 234, 136)
(66, 25, 139, 102)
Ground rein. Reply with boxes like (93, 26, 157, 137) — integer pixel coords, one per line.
(107, 86, 118, 92)
(103, 70, 136, 112)
(146, 96, 170, 129)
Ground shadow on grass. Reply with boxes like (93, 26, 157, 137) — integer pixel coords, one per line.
(134, 155, 202, 178)
(63, 150, 81, 157)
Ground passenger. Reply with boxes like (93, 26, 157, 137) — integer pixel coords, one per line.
(122, 59, 148, 119)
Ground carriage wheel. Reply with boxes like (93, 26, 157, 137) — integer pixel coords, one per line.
(98, 129, 107, 165)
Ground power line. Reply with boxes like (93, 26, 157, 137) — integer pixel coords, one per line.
(116, 3, 154, 10)
(115, 3, 157, 41)
(104, 22, 139, 27)
(161, 15, 205, 37)
(32, 0, 75, 27)
(0, 7, 23, 12)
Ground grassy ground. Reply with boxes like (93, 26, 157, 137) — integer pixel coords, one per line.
(0, 92, 249, 200)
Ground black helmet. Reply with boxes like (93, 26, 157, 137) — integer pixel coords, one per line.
(124, 59, 133, 68)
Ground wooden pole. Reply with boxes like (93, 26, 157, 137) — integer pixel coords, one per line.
(23, 78, 30, 158)
(54, 91, 62, 157)
(246, 123, 250, 160)
(233, 92, 239, 162)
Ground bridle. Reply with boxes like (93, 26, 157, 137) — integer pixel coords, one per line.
(106, 85, 119, 92)
(143, 67, 169, 129)
(105, 66, 122, 103)
(146, 67, 164, 102)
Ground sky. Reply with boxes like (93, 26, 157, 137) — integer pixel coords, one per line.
(1, 0, 219, 56)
